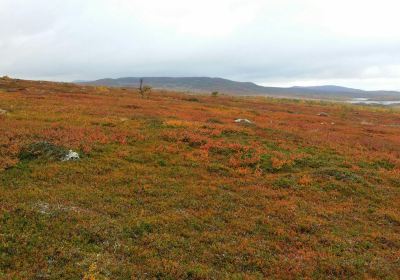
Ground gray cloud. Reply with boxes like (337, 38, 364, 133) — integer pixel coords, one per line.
(1, 0, 400, 90)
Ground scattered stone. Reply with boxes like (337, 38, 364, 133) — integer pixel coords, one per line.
(0, 109, 7, 115)
(62, 150, 80, 161)
(361, 121, 374, 126)
(36, 202, 51, 215)
(34, 201, 87, 215)
(317, 112, 329, 117)
(234, 119, 253, 124)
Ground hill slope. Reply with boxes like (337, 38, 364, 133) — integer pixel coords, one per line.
(1, 77, 400, 279)
(80, 76, 400, 100)
(80, 77, 269, 94)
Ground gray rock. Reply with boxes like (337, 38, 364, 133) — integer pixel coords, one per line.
(62, 150, 80, 161)
(234, 118, 253, 124)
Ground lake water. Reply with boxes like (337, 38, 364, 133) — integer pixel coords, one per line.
(348, 98, 400, 106)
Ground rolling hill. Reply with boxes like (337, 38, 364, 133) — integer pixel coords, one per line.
(79, 77, 400, 100)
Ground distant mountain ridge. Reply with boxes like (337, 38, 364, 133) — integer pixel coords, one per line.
(78, 77, 400, 100)
(291, 85, 365, 93)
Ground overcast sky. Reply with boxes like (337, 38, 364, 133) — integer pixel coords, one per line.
(1, 0, 400, 90)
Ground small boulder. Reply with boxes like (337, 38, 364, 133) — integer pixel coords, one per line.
(234, 119, 253, 124)
(62, 150, 80, 161)
(361, 121, 373, 126)
(317, 112, 329, 117)
(0, 109, 7, 115)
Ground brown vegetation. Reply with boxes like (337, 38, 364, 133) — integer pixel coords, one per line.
(0, 77, 399, 279)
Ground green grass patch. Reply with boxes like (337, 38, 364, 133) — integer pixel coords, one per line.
(19, 142, 68, 162)
(273, 175, 298, 189)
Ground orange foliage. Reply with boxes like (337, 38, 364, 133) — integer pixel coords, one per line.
(1, 78, 400, 279)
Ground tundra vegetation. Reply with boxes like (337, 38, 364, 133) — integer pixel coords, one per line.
(0, 77, 399, 279)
